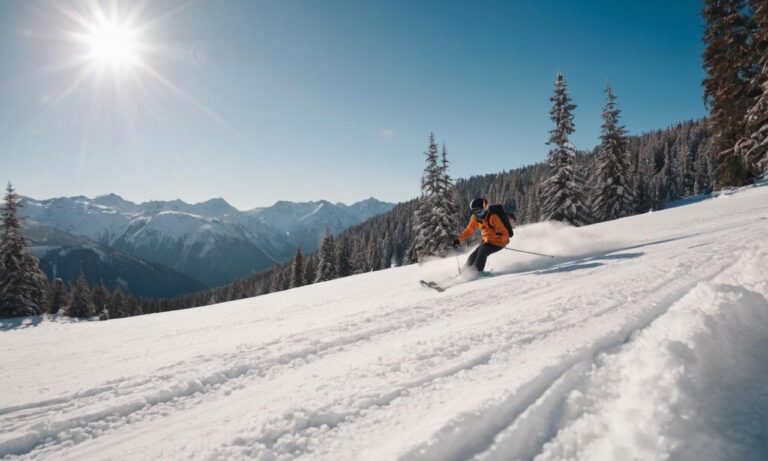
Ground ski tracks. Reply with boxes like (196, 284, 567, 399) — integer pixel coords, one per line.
(0, 276, 545, 459)
(202, 234, 735, 460)
(401, 245, 768, 461)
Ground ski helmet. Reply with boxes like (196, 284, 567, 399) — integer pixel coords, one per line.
(469, 198, 487, 211)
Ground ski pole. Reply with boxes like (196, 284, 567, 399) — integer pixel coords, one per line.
(504, 247, 556, 258)
(454, 248, 463, 275)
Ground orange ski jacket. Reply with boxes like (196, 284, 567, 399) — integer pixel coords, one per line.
(458, 212, 510, 247)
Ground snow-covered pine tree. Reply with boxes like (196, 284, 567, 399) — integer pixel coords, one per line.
(413, 133, 441, 259)
(657, 142, 679, 204)
(524, 187, 540, 224)
(735, 0, 768, 176)
(694, 148, 714, 194)
(405, 241, 418, 265)
(350, 236, 368, 274)
(303, 255, 317, 286)
(413, 134, 458, 260)
(540, 72, 590, 226)
(66, 273, 94, 318)
(0, 182, 48, 318)
(702, 0, 754, 187)
(125, 296, 142, 317)
(91, 283, 110, 319)
(48, 278, 67, 315)
(592, 84, 634, 221)
(368, 238, 382, 272)
(315, 231, 336, 283)
(110, 287, 126, 318)
(676, 138, 696, 197)
(335, 235, 352, 277)
(437, 143, 460, 247)
(382, 233, 394, 269)
(634, 153, 656, 212)
(290, 246, 304, 288)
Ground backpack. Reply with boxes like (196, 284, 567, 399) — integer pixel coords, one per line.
(488, 205, 514, 237)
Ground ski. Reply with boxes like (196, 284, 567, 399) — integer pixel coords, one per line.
(419, 280, 445, 292)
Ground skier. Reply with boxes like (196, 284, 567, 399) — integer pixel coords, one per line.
(453, 198, 514, 272)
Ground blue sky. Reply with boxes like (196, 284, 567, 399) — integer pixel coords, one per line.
(1, 0, 707, 209)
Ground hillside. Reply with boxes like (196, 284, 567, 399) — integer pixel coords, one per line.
(1, 184, 767, 460)
(22, 223, 207, 298)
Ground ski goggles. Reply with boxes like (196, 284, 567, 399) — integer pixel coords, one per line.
(473, 208, 487, 219)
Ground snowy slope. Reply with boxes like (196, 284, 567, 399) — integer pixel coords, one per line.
(1, 186, 767, 460)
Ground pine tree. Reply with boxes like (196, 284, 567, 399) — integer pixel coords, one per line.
(368, 238, 382, 272)
(315, 231, 336, 283)
(66, 273, 93, 318)
(0, 182, 48, 317)
(335, 235, 352, 277)
(268, 271, 281, 293)
(676, 139, 696, 196)
(406, 241, 418, 265)
(540, 72, 590, 226)
(735, 0, 768, 176)
(436, 144, 460, 250)
(413, 134, 458, 259)
(657, 143, 679, 204)
(350, 236, 368, 274)
(290, 246, 304, 288)
(48, 278, 67, 315)
(91, 283, 110, 319)
(523, 184, 541, 224)
(702, 0, 754, 186)
(109, 287, 125, 318)
(125, 296, 142, 317)
(694, 148, 714, 194)
(634, 152, 655, 212)
(413, 133, 441, 259)
(592, 84, 634, 221)
(382, 233, 394, 269)
(303, 256, 317, 286)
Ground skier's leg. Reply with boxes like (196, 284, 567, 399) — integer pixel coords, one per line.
(474, 243, 503, 271)
(465, 245, 481, 269)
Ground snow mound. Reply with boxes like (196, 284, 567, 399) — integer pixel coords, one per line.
(479, 246, 768, 461)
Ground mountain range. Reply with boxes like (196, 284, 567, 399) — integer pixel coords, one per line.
(19, 194, 394, 294)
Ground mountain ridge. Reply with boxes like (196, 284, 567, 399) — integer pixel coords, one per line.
(19, 194, 395, 291)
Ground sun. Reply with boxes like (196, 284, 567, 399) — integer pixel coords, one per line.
(28, 1, 235, 134)
(83, 19, 141, 70)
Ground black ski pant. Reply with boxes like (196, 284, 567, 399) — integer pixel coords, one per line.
(465, 243, 503, 272)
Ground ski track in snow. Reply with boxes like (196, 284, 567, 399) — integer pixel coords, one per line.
(1, 186, 767, 460)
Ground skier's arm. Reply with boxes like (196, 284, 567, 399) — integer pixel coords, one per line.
(457, 216, 479, 242)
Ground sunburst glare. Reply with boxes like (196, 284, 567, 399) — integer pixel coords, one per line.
(21, 0, 235, 136)
(82, 19, 141, 70)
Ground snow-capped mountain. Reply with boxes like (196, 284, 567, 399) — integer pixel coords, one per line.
(22, 223, 206, 298)
(19, 194, 395, 288)
(3, 183, 767, 460)
(244, 197, 394, 252)
(20, 196, 133, 245)
(111, 211, 277, 287)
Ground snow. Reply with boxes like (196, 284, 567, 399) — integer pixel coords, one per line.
(1, 186, 768, 460)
